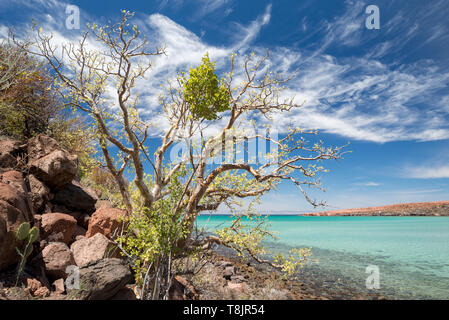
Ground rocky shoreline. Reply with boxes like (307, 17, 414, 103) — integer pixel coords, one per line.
(185, 248, 393, 300)
(302, 201, 449, 216)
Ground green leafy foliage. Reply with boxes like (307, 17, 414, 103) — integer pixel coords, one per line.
(181, 53, 230, 120)
(117, 166, 190, 289)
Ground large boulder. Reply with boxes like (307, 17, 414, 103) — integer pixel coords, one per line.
(40, 213, 77, 244)
(53, 180, 97, 214)
(70, 233, 120, 267)
(28, 150, 78, 190)
(41, 242, 75, 280)
(27, 135, 78, 190)
(27, 134, 61, 163)
(0, 171, 34, 220)
(0, 139, 25, 171)
(86, 206, 127, 239)
(0, 171, 34, 271)
(28, 174, 52, 213)
(67, 258, 133, 300)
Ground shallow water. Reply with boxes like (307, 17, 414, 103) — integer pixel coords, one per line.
(196, 215, 449, 299)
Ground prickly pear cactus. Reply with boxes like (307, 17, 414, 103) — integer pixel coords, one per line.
(28, 226, 39, 243)
(15, 222, 40, 285)
(16, 222, 31, 241)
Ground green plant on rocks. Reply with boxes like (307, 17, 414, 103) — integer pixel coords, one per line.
(15, 222, 39, 285)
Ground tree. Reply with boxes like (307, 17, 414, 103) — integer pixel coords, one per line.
(23, 11, 345, 299)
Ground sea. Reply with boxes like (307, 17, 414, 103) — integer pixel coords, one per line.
(196, 215, 449, 299)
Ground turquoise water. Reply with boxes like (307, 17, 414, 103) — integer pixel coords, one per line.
(196, 215, 449, 299)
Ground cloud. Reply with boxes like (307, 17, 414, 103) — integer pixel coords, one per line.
(393, 188, 445, 194)
(354, 182, 381, 187)
(324, 0, 366, 47)
(157, 0, 233, 20)
(404, 166, 449, 179)
(197, 0, 231, 17)
(232, 3, 271, 49)
(264, 52, 449, 142)
(2, 0, 449, 144)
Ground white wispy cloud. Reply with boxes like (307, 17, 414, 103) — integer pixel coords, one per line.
(404, 166, 449, 179)
(2, 0, 449, 144)
(157, 0, 233, 20)
(354, 182, 382, 187)
(197, 0, 231, 17)
(232, 3, 271, 49)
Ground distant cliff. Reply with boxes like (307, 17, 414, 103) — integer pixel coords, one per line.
(302, 201, 449, 216)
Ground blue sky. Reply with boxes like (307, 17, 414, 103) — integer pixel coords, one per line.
(1, 0, 448, 212)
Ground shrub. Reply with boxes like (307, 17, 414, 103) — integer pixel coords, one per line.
(181, 53, 230, 120)
(0, 44, 57, 139)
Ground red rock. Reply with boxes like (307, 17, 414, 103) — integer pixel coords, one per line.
(42, 242, 75, 280)
(0, 139, 24, 170)
(27, 135, 61, 163)
(70, 233, 120, 267)
(52, 278, 65, 294)
(34, 286, 50, 298)
(27, 135, 78, 189)
(0, 170, 33, 220)
(28, 174, 51, 213)
(40, 213, 77, 244)
(0, 171, 34, 271)
(86, 206, 127, 239)
(29, 150, 78, 190)
(0, 201, 24, 271)
(26, 278, 43, 295)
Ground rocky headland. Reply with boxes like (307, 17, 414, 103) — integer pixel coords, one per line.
(302, 201, 449, 216)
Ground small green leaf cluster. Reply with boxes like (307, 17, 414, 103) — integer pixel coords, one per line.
(273, 247, 312, 277)
(181, 54, 230, 120)
(215, 214, 271, 259)
(215, 213, 311, 277)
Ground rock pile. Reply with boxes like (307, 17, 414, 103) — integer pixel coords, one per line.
(0, 135, 132, 300)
